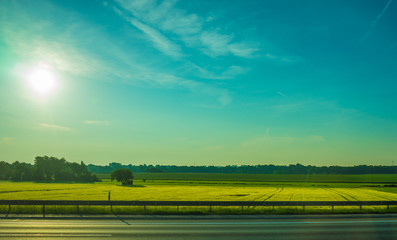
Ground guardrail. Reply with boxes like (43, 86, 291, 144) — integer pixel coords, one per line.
(1, 200, 396, 216)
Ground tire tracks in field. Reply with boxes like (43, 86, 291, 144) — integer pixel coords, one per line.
(262, 187, 284, 201)
(288, 192, 294, 201)
(322, 188, 346, 201)
(248, 187, 284, 210)
(363, 189, 396, 201)
(375, 195, 395, 200)
(327, 188, 396, 201)
(250, 187, 279, 202)
(0, 188, 89, 194)
(327, 188, 358, 201)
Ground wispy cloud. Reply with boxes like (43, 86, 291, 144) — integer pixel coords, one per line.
(199, 31, 232, 57)
(121, 14, 183, 58)
(277, 91, 287, 97)
(120, 65, 233, 105)
(39, 124, 74, 132)
(241, 134, 325, 148)
(204, 145, 224, 151)
(2, 22, 108, 78)
(83, 120, 110, 126)
(228, 42, 260, 58)
(1, 1, 233, 106)
(241, 135, 295, 148)
(358, 0, 393, 45)
(187, 63, 250, 80)
(1, 137, 13, 144)
(114, 0, 260, 58)
(265, 54, 301, 64)
(308, 135, 325, 142)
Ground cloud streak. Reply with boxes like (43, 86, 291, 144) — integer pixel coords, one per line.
(187, 63, 250, 80)
(358, 0, 393, 45)
(2, 23, 108, 78)
(1, 137, 13, 144)
(84, 120, 110, 126)
(1, 1, 234, 106)
(122, 14, 183, 58)
(277, 91, 287, 97)
(122, 68, 234, 105)
(39, 124, 74, 132)
(114, 0, 260, 58)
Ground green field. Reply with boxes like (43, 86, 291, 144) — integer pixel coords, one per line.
(99, 173, 397, 183)
(1, 173, 397, 214)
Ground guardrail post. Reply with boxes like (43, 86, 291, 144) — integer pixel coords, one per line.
(387, 205, 389, 210)
(360, 205, 362, 210)
(272, 206, 274, 211)
(241, 206, 244, 211)
(177, 205, 179, 211)
(332, 205, 334, 211)
(42, 205, 45, 217)
(209, 206, 212, 212)
(8, 205, 11, 214)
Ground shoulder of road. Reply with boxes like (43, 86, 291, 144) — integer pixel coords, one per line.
(2, 213, 397, 220)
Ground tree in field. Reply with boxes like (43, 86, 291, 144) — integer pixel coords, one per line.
(111, 169, 133, 185)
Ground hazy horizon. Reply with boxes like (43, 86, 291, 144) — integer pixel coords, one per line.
(1, 0, 396, 166)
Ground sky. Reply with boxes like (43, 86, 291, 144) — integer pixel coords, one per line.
(0, 0, 396, 166)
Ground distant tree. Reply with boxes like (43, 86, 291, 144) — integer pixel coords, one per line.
(111, 169, 133, 185)
(0, 161, 12, 180)
(146, 166, 163, 173)
(12, 161, 34, 181)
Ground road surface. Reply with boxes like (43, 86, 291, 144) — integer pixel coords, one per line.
(1, 215, 397, 239)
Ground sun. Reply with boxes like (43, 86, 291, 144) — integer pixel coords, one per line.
(26, 64, 59, 97)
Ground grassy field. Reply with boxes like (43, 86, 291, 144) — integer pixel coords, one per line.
(1, 173, 397, 214)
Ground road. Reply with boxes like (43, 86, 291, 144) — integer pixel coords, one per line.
(1, 215, 397, 239)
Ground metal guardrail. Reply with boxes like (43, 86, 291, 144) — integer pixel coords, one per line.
(1, 200, 396, 216)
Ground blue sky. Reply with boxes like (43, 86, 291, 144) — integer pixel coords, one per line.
(0, 0, 396, 166)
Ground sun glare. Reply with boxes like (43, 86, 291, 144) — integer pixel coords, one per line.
(26, 64, 59, 97)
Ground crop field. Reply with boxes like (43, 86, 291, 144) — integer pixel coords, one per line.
(1, 173, 397, 214)
(1, 182, 397, 202)
(98, 173, 397, 183)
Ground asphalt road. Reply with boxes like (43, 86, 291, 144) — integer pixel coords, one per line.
(1, 215, 397, 239)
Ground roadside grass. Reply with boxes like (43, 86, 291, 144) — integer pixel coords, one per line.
(1, 205, 397, 215)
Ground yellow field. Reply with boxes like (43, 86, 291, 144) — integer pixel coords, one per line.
(1, 181, 397, 202)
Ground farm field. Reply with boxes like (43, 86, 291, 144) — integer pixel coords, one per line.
(1, 174, 397, 214)
(0, 174, 397, 201)
(2, 182, 397, 201)
(98, 173, 397, 183)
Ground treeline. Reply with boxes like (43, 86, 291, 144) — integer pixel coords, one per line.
(87, 163, 397, 175)
(0, 156, 99, 182)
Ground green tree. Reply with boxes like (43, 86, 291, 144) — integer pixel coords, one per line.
(0, 161, 12, 180)
(111, 169, 133, 185)
(12, 162, 34, 181)
(33, 156, 99, 182)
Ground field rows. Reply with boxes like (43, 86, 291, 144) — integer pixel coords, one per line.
(1, 182, 397, 202)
